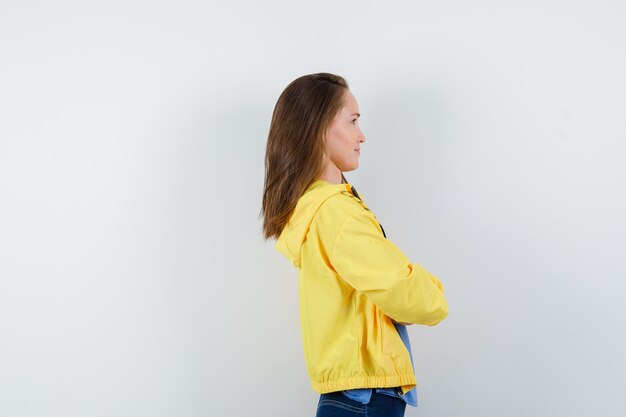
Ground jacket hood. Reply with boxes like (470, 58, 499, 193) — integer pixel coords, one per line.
(275, 179, 353, 268)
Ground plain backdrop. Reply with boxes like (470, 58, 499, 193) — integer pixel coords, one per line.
(1, 1, 625, 416)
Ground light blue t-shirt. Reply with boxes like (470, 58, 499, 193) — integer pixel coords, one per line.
(341, 322, 418, 407)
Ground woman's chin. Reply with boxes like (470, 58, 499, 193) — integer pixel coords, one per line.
(342, 163, 359, 172)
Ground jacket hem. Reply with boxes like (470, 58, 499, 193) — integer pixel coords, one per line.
(312, 374, 418, 395)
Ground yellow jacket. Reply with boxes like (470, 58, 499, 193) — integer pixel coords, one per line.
(275, 179, 448, 395)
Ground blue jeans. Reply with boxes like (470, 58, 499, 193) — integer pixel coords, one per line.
(316, 390, 406, 417)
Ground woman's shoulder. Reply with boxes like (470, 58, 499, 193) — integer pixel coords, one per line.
(326, 188, 365, 212)
(315, 188, 375, 229)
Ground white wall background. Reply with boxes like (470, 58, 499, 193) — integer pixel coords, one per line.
(1, 1, 625, 416)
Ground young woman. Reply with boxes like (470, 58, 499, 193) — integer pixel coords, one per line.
(261, 73, 449, 417)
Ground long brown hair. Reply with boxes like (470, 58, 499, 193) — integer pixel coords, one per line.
(260, 72, 349, 240)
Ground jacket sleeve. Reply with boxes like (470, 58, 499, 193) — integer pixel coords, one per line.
(329, 211, 449, 326)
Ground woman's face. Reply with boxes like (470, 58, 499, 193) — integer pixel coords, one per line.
(324, 89, 366, 172)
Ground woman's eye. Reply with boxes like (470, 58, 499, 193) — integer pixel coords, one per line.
(351, 119, 357, 125)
